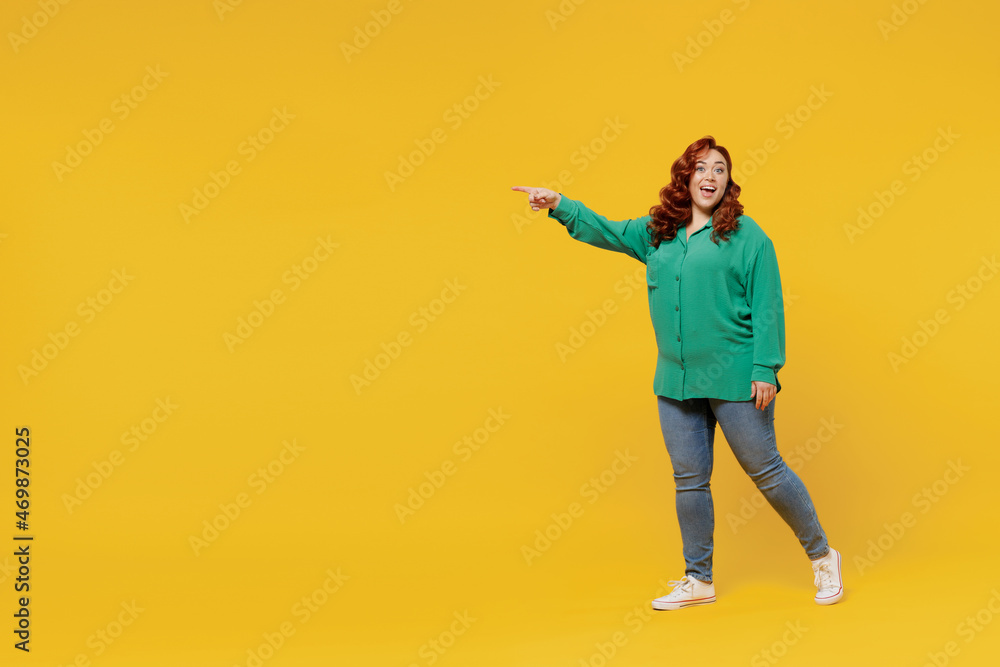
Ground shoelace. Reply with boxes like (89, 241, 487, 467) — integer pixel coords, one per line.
(813, 561, 836, 591)
(665, 577, 695, 599)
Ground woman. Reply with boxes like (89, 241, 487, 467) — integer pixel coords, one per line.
(511, 135, 843, 610)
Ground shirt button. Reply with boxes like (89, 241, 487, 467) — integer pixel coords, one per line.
(676, 335, 680, 341)
(675, 276, 679, 281)
(675, 306, 679, 311)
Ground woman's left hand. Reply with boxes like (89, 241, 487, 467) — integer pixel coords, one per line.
(750, 381, 776, 410)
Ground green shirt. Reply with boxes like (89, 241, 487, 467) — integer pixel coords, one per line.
(548, 194, 785, 401)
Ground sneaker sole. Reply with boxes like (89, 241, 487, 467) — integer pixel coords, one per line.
(815, 590, 844, 605)
(651, 595, 716, 611)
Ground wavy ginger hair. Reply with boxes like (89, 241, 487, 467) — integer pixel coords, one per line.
(647, 136, 743, 247)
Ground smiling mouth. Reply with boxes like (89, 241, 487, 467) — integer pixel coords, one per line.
(700, 186, 717, 197)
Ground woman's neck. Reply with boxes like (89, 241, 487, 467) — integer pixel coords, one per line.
(689, 208, 712, 229)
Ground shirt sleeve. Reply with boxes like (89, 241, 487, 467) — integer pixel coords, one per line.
(547, 194, 651, 263)
(745, 237, 786, 388)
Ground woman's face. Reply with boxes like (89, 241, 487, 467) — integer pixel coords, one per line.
(688, 148, 728, 214)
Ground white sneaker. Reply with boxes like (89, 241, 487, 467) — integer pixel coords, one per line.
(651, 575, 716, 610)
(811, 547, 844, 605)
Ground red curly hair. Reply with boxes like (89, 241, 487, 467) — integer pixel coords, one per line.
(648, 136, 743, 247)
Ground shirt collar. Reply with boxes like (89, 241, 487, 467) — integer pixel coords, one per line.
(690, 215, 713, 235)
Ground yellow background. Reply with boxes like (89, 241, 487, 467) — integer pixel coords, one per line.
(3, 0, 1000, 664)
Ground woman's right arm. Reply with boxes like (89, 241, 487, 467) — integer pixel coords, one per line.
(510, 186, 651, 262)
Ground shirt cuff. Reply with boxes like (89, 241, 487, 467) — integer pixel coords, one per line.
(751, 365, 777, 385)
(547, 193, 571, 221)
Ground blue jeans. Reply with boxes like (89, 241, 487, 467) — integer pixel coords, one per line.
(656, 395, 829, 583)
